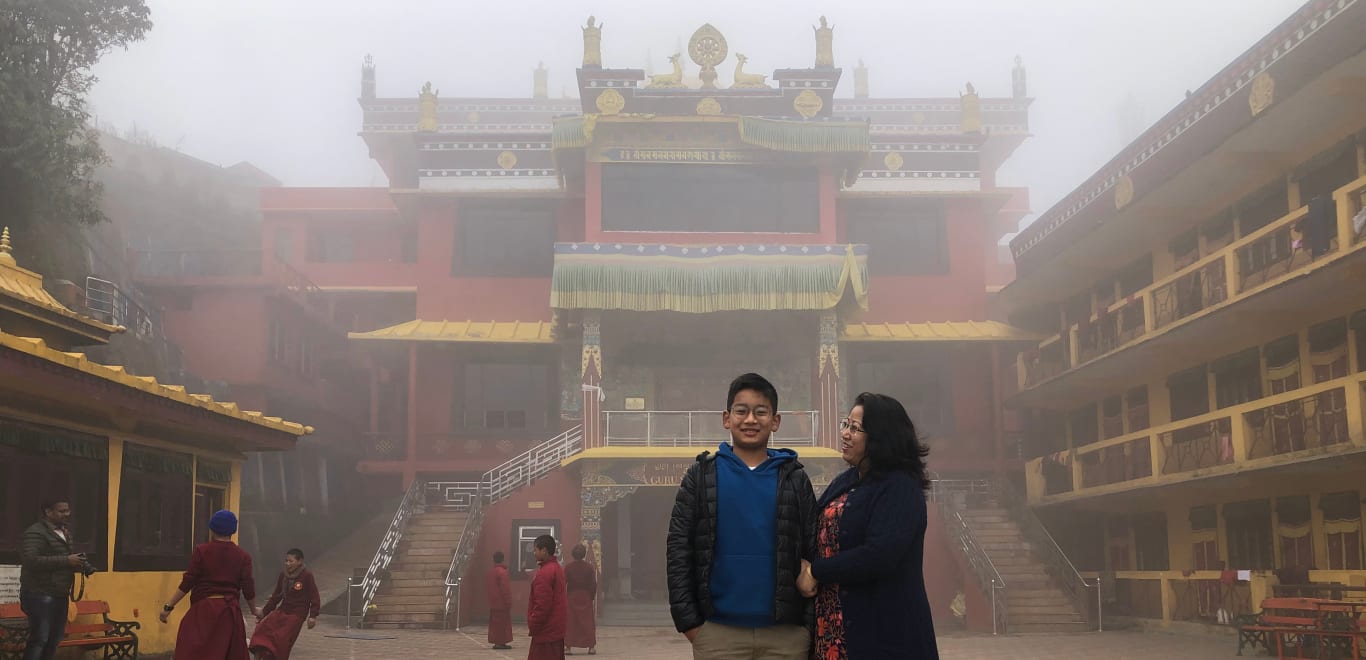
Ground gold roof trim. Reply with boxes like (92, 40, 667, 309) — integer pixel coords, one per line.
(840, 321, 1041, 343)
(0, 328, 313, 436)
(0, 227, 122, 340)
(349, 319, 555, 343)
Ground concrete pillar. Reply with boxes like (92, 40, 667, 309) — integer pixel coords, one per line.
(617, 494, 632, 598)
(817, 311, 841, 450)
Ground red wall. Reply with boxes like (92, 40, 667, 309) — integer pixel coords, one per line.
(160, 289, 268, 383)
(849, 198, 989, 322)
(924, 506, 993, 634)
(412, 203, 555, 322)
(457, 471, 581, 625)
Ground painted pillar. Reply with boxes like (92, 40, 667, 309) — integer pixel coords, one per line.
(582, 312, 603, 449)
(817, 311, 841, 450)
(991, 344, 1005, 466)
(404, 343, 418, 488)
(578, 469, 637, 612)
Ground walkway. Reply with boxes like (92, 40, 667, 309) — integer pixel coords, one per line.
(272, 616, 1243, 659)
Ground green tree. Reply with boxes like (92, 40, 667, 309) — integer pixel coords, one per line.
(0, 0, 152, 251)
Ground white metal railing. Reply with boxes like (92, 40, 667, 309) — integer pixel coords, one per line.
(484, 425, 584, 503)
(930, 479, 1007, 635)
(358, 477, 425, 624)
(442, 489, 485, 630)
(603, 410, 819, 447)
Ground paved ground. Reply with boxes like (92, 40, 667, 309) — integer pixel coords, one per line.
(267, 615, 1247, 659)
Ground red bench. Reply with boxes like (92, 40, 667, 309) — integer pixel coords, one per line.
(0, 600, 139, 659)
(1235, 597, 1363, 659)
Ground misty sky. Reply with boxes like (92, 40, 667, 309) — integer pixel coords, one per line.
(88, 0, 1304, 233)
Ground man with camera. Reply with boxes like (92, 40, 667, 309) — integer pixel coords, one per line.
(19, 500, 88, 660)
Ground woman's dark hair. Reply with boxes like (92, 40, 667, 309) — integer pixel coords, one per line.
(572, 544, 587, 560)
(852, 392, 930, 489)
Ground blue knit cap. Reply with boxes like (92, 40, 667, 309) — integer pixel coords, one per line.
(208, 510, 237, 536)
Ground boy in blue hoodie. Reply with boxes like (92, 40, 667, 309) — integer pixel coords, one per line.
(666, 373, 817, 659)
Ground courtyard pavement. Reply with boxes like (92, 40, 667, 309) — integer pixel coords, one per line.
(268, 615, 1247, 659)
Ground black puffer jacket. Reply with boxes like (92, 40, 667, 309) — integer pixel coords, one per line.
(666, 450, 817, 633)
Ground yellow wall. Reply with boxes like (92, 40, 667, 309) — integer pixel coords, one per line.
(80, 437, 244, 655)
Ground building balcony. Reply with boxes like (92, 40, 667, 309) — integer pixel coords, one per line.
(133, 249, 332, 322)
(1024, 371, 1366, 505)
(1017, 174, 1366, 400)
(360, 410, 821, 465)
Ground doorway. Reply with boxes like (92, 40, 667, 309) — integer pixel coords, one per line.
(194, 485, 226, 543)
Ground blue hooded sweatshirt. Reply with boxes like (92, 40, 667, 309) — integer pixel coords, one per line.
(708, 442, 798, 628)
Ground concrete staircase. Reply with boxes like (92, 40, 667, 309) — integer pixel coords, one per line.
(364, 509, 468, 629)
(957, 506, 1090, 633)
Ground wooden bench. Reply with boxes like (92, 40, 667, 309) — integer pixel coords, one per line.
(1235, 597, 1363, 659)
(0, 600, 139, 659)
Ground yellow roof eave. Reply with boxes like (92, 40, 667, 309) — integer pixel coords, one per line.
(840, 320, 1041, 343)
(0, 328, 312, 437)
(349, 319, 555, 344)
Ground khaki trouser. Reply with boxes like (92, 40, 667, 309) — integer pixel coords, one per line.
(691, 621, 809, 660)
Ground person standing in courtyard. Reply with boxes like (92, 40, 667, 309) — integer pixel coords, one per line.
(667, 372, 817, 659)
(18, 500, 84, 660)
(564, 543, 597, 655)
(526, 535, 567, 660)
(158, 509, 260, 660)
(797, 392, 939, 659)
(487, 551, 514, 650)
(248, 548, 320, 660)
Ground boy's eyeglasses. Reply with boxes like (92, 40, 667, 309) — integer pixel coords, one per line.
(839, 418, 865, 434)
(728, 407, 773, 420)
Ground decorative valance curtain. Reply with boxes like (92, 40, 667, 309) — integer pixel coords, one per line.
(551, 243, 869, 313)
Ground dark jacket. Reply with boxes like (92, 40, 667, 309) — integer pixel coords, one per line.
(810, 468, 939, 660)
(19, 520, 76, 598)
(666, 448, 817, 633)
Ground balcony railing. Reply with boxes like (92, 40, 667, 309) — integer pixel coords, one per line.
(1024, 372, 1366, 504)
(1018, 173, 1366, 389)
(603, 410, 819, 447)
(133, 249, 332, 320)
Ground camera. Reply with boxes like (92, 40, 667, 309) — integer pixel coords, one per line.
(76, 553, 96, 577)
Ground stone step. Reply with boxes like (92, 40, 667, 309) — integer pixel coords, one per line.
(1010, 621, 1092, 634)
(364, 612, 443, 626)
(373, 594, 448, 606)
(964, 521, 1021, 531)
(366, 601, 445, 614)
(388, 578, 446, 590)
(1009, 604, 1082, 616)
(389, 569, 447, 581)
(405, 538, 460, 550)
(385, 585, 448, 597)
(403, 547, 456, 557)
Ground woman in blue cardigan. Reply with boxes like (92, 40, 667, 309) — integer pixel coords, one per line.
(798, 392, 939, 659)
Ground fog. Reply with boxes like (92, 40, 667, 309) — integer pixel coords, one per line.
(88, 0, 1301, 232)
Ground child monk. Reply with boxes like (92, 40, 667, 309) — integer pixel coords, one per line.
(249, 548, 320, 660)
(527, 535, 567, 660)
(564, 544, 597, 655)
(159, 510, 260, 660)
(487, 551, 514, 650)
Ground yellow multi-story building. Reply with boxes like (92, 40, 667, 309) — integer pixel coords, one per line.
(997, 0, 1366, 626)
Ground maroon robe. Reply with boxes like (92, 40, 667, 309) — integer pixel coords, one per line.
(564, 559, 596, 649)
(173, 540, 255, 660)
(487, 563, 513, 645)
(248, 567, 320, 660)
(526, 557, 567, 660)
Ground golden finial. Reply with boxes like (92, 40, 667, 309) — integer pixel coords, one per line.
(0, 227, 15, 266)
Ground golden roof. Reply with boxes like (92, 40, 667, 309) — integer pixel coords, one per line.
(0, 227, 121, 342)
(840, 321, 1041, 342)
(0, 328, 313, 437)
(349, 319, 555, 343)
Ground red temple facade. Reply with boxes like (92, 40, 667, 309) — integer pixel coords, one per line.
(141, 18, 1036, 629)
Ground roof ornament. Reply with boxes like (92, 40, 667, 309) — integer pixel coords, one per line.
(582, 16, 603, 68)
(0, 227, 14, 267)
(813, 16, 834, 68)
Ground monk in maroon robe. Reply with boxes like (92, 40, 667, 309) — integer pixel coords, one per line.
(564, 544, 597, 655)
(159, 510, 259, 660)
(249, 548, 320, 660)
(487, 551, 514, 649)
(526, 535, 567, 660)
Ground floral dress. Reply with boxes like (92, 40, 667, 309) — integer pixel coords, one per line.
(815, 492, 851, 660)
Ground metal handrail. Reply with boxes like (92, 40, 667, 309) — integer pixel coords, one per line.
(602, 410, 818, 447)
(992, 479, 1102, 631)
(443, 487, 485, 630)
(358, 478, 425, 626)
(483, 425, 584, 504)
(932, 480, 1007, 635)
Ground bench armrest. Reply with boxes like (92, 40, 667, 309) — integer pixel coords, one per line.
(103, 617, 140, 637)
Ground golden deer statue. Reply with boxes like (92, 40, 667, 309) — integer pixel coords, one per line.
(731, 53, 769, 88)
(647, 53, 685, 88)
